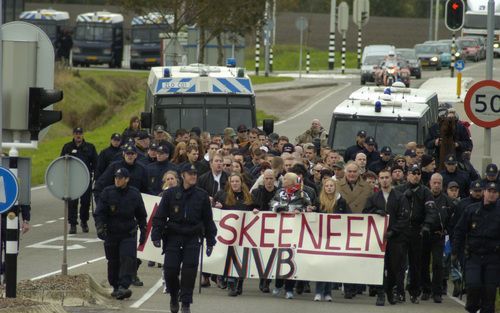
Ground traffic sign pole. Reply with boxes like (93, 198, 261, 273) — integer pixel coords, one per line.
(483, 0, 495, 173)
(456, 71, 462, 98)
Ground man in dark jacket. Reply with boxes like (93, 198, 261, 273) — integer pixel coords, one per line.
(95, 133, 123, 180)
(421, 173, 454, 303)
(481, 163, 499, 186)
(440, 154, 470, 199)
(251, 169, 277, 212)
(363, 136, 380, 168)
(94, 168, 147, 300)
(151, 163, 217, 313)
(363, 169, 410, 306)
(395, 164, 436, 303)
(344, 130, 367, 161)
(147, 145, 178, 195)
(60, 127, 98, 234)
(368, 146, 393, 175)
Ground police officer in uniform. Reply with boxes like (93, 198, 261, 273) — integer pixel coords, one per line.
(94, 168, 147, 300)
(147, 144, 178, 195)
(452, 182, 500, 313)
(344, 130, 367, 161)
(151, 163, 217, 313)
(60, 127, 98, 234)
(95, 133, 123, 180)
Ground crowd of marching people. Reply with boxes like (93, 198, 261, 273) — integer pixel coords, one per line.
(61, 111, 499, 312)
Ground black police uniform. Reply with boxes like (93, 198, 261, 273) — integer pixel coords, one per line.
(151, 164, 217, 310)
(440, 164, 470, 199)
(96, 142, 122, 180)
(344, 143, 365, 162)
(147, 159, 178, 195)
(420, 192, 454, 301)
(363, 188, 410, 305)
(94, 169, 147, 299)
(395, 179, 435, 302)
(60, 136, 98, 229)
(452, 186, 500, 313)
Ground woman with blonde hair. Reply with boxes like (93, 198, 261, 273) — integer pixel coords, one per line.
(160, 171, 179, 194)
(171, 142, 188, 164)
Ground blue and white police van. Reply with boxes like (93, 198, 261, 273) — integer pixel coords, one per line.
(72, 11, 124, 68)
(19, 9, 70, 45)
(141, 62, 257, 135)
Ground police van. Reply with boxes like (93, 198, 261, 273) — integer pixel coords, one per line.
(328, 83, 439, 155)
(141, 62, 257, 135)
(130, 13, 173, 69)
(19, 9, 70, 45)
(72, 11, 124, 68)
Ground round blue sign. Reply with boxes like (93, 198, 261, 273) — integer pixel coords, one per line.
(455, 59, 465, 71)
(0, 167, 19, 214)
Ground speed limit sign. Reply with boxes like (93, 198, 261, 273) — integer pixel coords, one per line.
(464, 80, 500, 128)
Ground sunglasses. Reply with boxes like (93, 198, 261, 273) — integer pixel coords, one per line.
(410, 171, 421, 175)
(223, 164, 232, 167)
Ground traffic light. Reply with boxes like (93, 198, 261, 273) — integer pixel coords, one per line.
(445, 0, 465, 31)
(28, 87, 63, 140)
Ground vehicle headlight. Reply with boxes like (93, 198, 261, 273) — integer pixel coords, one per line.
(72, 47, 81, 54)
(455, 52, 461, 57)
(430, 56, 438, 62)
(494, 43, 499, 48)
(131, 50, 140, 57)
(103, 48, 112, 55)
(387, 69, 395, 74)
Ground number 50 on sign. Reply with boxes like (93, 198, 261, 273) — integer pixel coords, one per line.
(464, 80, 500, 128)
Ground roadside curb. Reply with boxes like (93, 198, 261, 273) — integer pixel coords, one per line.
(0, 303, 67, 313)
(255, 82, 338, 93)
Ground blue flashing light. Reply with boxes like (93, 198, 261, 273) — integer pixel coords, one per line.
(384, 88, 391, 95)
(226, 58, 236, 67)
(375, 101, 382, 112)
(163, 68, 171, 78)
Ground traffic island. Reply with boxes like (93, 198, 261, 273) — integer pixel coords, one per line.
(4, 274, 118, 309)
(0, 299, 66, 313)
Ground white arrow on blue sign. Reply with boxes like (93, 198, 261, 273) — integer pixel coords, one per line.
(0, 167, 19, 214)
(455, 59, 465, 71)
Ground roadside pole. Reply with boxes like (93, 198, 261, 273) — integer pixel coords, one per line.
(295, 17, 308, 79)
(451, 32, 456, 77)
(337, 2, 349, 75)
(328, 0, 336, 70)
(255, 28, 260, 76)
(483, 0, 494, 172)
(456, 71, 462, 98)
(434, 0, 440, 41)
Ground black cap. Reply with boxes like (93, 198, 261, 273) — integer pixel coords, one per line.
(282, 143, 295, 153)
(148, 142, 158, 150)
(136, 131, 149, 140)
(123, 145, 137, 154)
(357, 130, 367, 137)
(110, 133, 121, 141)
(470, 180, 483, 191)
(190, 127, 201, 137)
(404, 149, 417, 157)
(73, 127, 83, 134)
(237, 124, 248, 133)
(114, 168, 130, 178)
(391, 165, 404, 173)
(408, 164, 421, 174)
(421, 154, 434, 168)
(485, 163, 498, 176)
(485, 182, 499, 192)
(381, 146, 392, 154)
(154, 124, 166, 132)
(156, 144, 169, 154)
(365, 136, 376, 145)
(447, 181, 459, 189)
(444, 154, 457, 165)
(180, 163, 198, 174)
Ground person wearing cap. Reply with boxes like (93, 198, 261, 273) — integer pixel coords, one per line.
(332, 161, 345, 181)
(452, 181, 499, 313)
(368, 146, 393, 175)
(404, 149, 418, 167)
(363, 168, 410, 306)
(295, 119, 328, 147)
(134, 131, 151, 156)
(122, 116, 141, 144)
(147, 144, 178, 195)
(421, 173, 454, 303)
(344, 130, 368, 161)
(151, 163, 217, 313)
(94, 167, 147, 300)
(440, 154, 469, 199)
(235, 124, 251, 151)
(363, 136, 380, 167)
(390, 166, 406, 186)
(223, 127, 237, 143)
(393, 155, 408, 173)
(420, 154, 436, 187)
(143, 142, 158, 165)
(481, 163, 499, 186)
(424, 109, 473, 164)
(446, 181, 460, 199)
(96, 133, 123, 181)
(61, 127, 98, 234)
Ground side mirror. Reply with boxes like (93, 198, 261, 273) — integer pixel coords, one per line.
(262, 119, 274, 136)
(141, 112, 152, 129)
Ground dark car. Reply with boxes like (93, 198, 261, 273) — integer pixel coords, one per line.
(396, 48, 422, 79)
(414, 43, 442, 70)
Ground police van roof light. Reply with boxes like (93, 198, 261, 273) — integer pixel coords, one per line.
(384, 88, 391, 95)
(375, 101, 382, 113)
(163, 68, 171, 78)
(226, 58, 236, 67)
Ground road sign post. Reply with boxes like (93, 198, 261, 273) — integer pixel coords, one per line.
(45, 155, 90, 275)
(328, 0, 337, 70)
(455, 59, 465, 98)
(353, 0, 370, 69)
(295, 17, 308, 79)
(338, 2, 349, 75)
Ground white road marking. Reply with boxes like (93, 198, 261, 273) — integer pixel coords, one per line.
(32, 224, 43, 228)
(31, 185, 47, 191)
(45, 220, 57, 224)
(31, 256, 106, 281)
(130, 278, 163, 308)
(275, 82, 352, 126)
(27, 236, 101, 250)
(447, 293, 466, 306)
(138, 309, 169, 313)
(58, 217, 64, 220)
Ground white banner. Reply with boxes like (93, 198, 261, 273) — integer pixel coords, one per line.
(138, 194, 388, 285)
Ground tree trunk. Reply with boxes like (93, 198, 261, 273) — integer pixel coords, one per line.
(198, 27, 206, 63)
(216, 34, 224, 66)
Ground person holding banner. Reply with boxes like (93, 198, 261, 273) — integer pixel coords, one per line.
(271, 172, 312, 299)
(151, 163, 217, 313)
(213, 172, 254, 297)
(314, 178, 351, 302)
(364, 169, 410, 306)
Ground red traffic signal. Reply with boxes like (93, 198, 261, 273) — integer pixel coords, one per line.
(28, 87, 63, 140)
(445, 0, 465, 31)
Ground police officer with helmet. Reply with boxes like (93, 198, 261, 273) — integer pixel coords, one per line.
(94, 168, 147, 300)
(151, 163, 217, 313)
(452, 181, 500, 313)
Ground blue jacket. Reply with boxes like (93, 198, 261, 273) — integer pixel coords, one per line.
(147, 160, 178, 195)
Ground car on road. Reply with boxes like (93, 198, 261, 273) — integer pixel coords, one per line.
(360, 55, 386, 85)
(396, 48, 422, 79)
(456, 37, 482, 62)
(414, 43, 442, 70)
(432, 43, 452, 68)
(494, 41, 500, 58)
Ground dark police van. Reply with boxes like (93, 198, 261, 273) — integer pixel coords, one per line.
(19, 9, 70, 45)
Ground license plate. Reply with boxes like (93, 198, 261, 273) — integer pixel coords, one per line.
(145, 58, 157, 63)
(86, 56, 97, 61)
(421, 61, 429, 66)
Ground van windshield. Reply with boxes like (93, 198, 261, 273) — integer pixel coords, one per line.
(75, 24, 113, 41)
(132, 26, 165, 43)
(332, 119, 417, 155)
